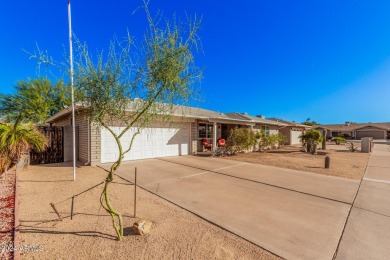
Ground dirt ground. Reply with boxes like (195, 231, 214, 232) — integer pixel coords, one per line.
(17, 163, 278, 260)
(224, 143, 370, 180)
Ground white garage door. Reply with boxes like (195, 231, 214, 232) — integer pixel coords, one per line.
(101, 123, 189, 163)
(291, 130, 302, 145)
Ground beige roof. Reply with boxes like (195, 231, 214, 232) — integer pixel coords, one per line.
(267, 118, 311, 128)
(225, 113, 287, 126)
(46, 102, 253, 124)
(315, 123, 390, 131)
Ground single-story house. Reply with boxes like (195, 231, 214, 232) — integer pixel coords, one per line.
(314, 122, 390, 140)
(45, 104, 257, 166)
(267, 118, 311, 145)
(44, 103, 313, 165)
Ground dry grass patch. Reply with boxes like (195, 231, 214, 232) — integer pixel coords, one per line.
(18, 163, 278, 260)
(224, 144, 370, 180)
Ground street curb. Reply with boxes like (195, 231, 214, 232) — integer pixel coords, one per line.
(13, 170, 20, 260)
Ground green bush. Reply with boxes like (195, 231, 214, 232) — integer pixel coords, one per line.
(269, 134, 279, 149)
(331, 137, 346, 145)
(225, 127, 256, 155)
(300, 129, 323, 145)
(255, 131, 287, 151)
(300, 129, 324, 154)
(256, 130, 269, 151)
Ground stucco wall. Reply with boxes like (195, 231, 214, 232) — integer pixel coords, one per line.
(253, 124, 280, 136)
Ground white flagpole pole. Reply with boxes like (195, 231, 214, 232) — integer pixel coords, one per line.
(68, 1, 76, 181)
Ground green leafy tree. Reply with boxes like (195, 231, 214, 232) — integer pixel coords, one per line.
(0, 78, 70, 124)
(302, 118, 318, 126)
(0, 121, 47, 173)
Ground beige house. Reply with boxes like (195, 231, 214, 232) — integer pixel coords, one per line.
(314, 122, 390, 140)
(267, 118, 311, 145)
(45, 105, 256, 166)
(225, 112, 287, 136)
(44, 103, 313, 165)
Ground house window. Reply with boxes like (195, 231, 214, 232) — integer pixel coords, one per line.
(261, 126, 270, 136)
(199, 123, 213, 139)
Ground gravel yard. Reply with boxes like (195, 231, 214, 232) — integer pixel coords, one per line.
(0, 170, 16, 260)
(18, 163, 278, 260)
(224, 144, 370, 180)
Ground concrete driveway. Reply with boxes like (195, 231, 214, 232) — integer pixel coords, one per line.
(336, 144, 390, 259)
(99, 156, 360, 259)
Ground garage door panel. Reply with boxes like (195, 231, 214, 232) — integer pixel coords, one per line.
(356, 131, 384, 139)
(101, 123, 189, 163)
(291, 130, 302, 145)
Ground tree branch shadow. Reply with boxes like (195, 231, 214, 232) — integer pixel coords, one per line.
(19, 228, 118, 240)
(18, 180, 73, 183)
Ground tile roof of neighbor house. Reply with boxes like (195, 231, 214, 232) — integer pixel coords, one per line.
(267, 118, 311, 128)
(314, 123, 390, 131)
(225, 113, 287, 126)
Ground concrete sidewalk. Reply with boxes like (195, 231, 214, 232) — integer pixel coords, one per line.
(336, 144, 390, 259)
(100, 156, 360, 259)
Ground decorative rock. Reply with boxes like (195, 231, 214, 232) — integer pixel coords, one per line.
(132, 220, 152, 235)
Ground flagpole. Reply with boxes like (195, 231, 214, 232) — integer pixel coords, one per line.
(68, 1, 76, 181)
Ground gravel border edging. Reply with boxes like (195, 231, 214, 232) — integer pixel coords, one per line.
(13, 170, 20, 260)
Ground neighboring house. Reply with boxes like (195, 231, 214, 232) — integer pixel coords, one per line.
(45, 104, 256, 166)
(314, 122, 390, 140)
(267, 118, 311, 145)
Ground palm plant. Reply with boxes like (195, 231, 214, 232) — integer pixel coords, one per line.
(0, 122, 47, 173)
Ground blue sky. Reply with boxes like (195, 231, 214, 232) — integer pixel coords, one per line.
(1, 1, 390, 124)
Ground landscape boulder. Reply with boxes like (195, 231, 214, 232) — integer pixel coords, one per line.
(132, 220, 152, 235)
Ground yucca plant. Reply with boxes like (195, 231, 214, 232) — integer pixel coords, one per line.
(0, 121, 47, 173)
(347, 142, 360, 152)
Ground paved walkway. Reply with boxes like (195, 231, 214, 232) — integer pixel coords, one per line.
(100, 156, 360, 259)
(336, 144, 390, 259)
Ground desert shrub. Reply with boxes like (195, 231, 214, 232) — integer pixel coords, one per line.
(269, 134, 279, 149)
(347, 142, 360, 152)
(255, 130, 267, 151)
(226, 127, 256, 155)
(277, 133, 287, 147)
(331, 137, 346, 145)
(255, 131, 287, 151)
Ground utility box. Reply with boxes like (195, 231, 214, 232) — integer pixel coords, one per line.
(361, 137, 372, 153)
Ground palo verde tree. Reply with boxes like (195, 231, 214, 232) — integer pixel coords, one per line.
(0, 78, 70, 125)
(72, 3, 202, 240)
